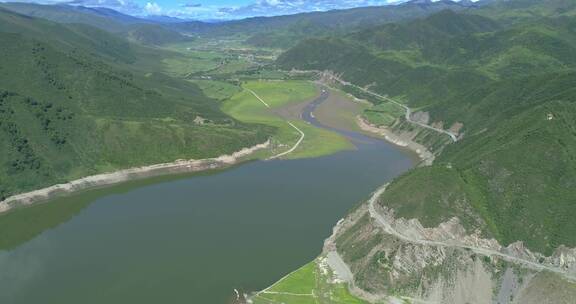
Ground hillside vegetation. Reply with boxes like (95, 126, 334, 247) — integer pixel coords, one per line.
(233, 0, 484, 48)
(1, 0, 487, 49)
(279, 1, 576, 255)
(0, 9, 272, 201)
(0, 3, 191, 46)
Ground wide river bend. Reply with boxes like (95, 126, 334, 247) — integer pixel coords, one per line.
(0, 90, 414, 304)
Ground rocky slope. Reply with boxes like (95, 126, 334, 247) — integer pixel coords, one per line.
(327, 191, 576, 304)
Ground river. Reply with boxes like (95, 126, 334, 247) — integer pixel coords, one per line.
(0, 90, 414, 304)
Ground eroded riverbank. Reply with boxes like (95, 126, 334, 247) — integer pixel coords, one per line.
(0, 141, 270, 215)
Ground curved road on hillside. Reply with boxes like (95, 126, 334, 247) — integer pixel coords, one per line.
(326, 76, 458, 142)
(367, 185, 576, 282)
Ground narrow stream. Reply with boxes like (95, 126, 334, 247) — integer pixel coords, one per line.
(0, 91, 414, 304)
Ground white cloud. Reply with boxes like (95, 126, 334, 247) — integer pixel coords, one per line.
(144, 2, 162, 15)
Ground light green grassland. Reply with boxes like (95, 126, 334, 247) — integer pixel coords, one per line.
(269, 262, 316, 294)
(162, 50, 223, 76)
(252, 258, 368, 304)
(288, 120, 353, 159)
(363, 102, 405, 127)
(162, 50, 254, 77)
(161, 40, 264, 77)
(212, 60, 253, 75)
(188, 80, 241, 101)
(244, 80, 318, 107)
(221, 80, 352, 159)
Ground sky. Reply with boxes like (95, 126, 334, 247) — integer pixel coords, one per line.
(3, 0, 418, 20)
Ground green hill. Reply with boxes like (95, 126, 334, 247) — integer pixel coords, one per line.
(278, 8, 576, 103)
(0, 3, 191, 46)
(381, 71, 576, 255)
(353, 9, 501, 51)
(126, 23, 192, 46)
(0, 2, 129, 32)
(0, 7, 136, 63)
(0, 10, 271, 201)
(0, 1, 493, 49)
(478, 0, 576, 23)
(279, 5, 576, 255)
(172, 0, 484, 48)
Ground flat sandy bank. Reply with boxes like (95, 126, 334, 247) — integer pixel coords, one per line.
(357, 117, 434, 166)
(312, 86, 432, 165)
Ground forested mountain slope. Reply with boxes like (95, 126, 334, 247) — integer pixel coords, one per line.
(0, 3, 191, 46)
(478, 0, 576, 23)
(278, 2, 576, 255)
(383, 71, 576, 254)
(0, 9, 271, 201)
(2, 0, 488, 49)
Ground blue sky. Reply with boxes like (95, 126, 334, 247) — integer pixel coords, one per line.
(4, 0, 415, 19)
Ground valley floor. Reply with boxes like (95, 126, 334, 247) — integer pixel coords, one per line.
(222, 80, 353, 160)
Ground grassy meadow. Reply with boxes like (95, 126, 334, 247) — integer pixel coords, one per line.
(221, 81, 352, 159)
(252, 259, 367, 304)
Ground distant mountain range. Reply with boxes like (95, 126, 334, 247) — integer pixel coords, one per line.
(0, 2, 193, 45)
(0, 0, 491, 47)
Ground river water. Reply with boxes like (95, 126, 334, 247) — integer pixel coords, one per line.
(0, 91, 413, 304)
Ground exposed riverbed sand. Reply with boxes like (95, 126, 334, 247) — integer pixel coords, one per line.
(0, 141, 270, 214)
(311, 86, 432, 165)
(357, 117, 434, 166)
(313, 89, 369, 132)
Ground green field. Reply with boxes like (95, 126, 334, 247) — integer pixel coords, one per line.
(242, 80, 318, 107)
(252, 258, 367, 304)
(188, 79, 241, 102)
(362, 102, 405, 127)
(162, 49, 224, 77)
(221, 81, 352, 159)
(161, 39, 270, 78)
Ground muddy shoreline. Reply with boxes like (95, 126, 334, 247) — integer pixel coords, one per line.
(356, 117, 434, 166)
(312, 83, 430, 165)
(0, 141, 270, 215)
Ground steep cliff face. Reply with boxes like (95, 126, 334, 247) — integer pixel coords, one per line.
(328, 197, 576, 304)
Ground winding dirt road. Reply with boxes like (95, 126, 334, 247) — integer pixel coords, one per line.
(327, 76, 458, 142)
(246, 89, 306, 160)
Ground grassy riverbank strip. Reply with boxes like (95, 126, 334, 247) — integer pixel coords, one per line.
(251, 259, 367, 304)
